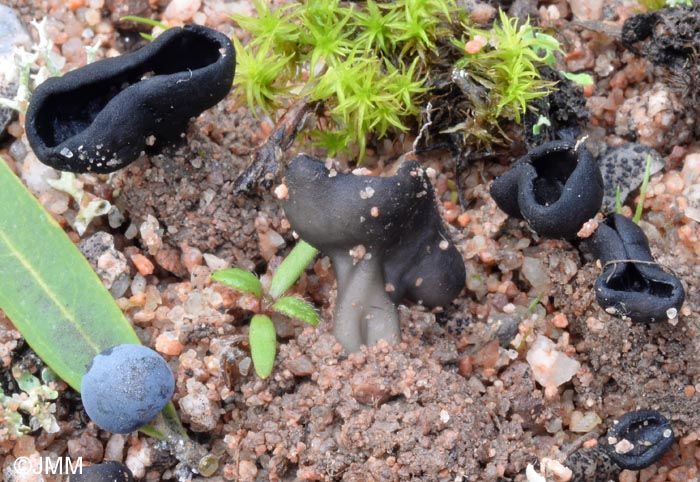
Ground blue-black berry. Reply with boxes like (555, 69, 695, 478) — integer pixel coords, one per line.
(81, 344, 174, 434)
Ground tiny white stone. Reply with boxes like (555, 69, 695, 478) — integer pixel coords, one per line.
(614, 439, 635, 454)
(60, 147, 73, 158)
(525, 464, 546, 482)
(360, 186, 375, 199)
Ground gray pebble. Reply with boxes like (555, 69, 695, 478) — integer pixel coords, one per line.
(598, 143, 664, 213)
(9, 138, 28, 162)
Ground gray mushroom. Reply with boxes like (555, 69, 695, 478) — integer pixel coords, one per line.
(283, 154, 465, 352)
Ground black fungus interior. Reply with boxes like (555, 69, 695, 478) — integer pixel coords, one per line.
(35, 30, 221, 147)
(616, 418, 667, 456)
(531, 148, 577, 206)
(606, 263, 674, 298)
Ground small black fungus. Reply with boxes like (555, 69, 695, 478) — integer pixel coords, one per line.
(603, 410, 675, 471)
(67, 460, 133, 482)
(490, 140, 604, 239)
(283, 154, 465, 352)
(26, 24, 234, 173)
(581, 214, 685, 323)
(564, 410, 675, 480)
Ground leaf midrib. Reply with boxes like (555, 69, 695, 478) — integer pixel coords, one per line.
(0, 228, 102, 354)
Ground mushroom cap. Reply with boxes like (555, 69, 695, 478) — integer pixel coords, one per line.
(283, 154, 465, 308)
(25, 24, 235, 173)
(283, 154, 426, 253)
(582, 214, 685, 323)
(603, 410, 674, 471)
(490, 140, 604, 239)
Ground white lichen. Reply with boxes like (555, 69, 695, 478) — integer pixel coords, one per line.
(0, 367, 60, 437)
(47, 172, 112, 236)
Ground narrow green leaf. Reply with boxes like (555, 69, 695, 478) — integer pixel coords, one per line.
(615, 185, 623, 215)
(560, 71, 594, 86)
(272, 296, 320, 326)
(0, 160, 141, 392)
(249, 315, 277, 378)
(211, 268, 263, 298)
(527, 292, 543, 312)
(0, 160, 185, 440)
(269, 240, 319, 299)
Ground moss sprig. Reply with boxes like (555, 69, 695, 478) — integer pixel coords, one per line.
(233, 2, 562, 159)
(448, 10, 561, 147)
(232, 0, 457, 160)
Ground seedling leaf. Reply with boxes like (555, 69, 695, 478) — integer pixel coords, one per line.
(532, 115, 551, 136)
(272, 296, 320, 326)
(211, 268, 263, 298)
(269, 240, 319, 299)
(0, 160, 186, 440)
(249, 314, 277, 378)
(560, 71, 594, 86)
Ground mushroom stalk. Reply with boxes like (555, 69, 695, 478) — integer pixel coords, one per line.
(332, 255, 399, 352)
(282, 154, 464, 352)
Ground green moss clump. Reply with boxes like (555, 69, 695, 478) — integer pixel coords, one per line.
(233, 2, 563, 159)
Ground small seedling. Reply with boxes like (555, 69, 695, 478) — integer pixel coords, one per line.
(633, 154, 653, 224)
(211, 240, 320, 378)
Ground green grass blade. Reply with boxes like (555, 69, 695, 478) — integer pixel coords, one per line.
(119, 16, 170, 30)
(249, 315, 277, 378)
(269, 240, 318, 299)
(0, 161, 142, 392)
(272, 296, 320, 326)
(633, 154, 652, 224)
(615, 185, 623, 214)
(211, 268, 263, 298)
